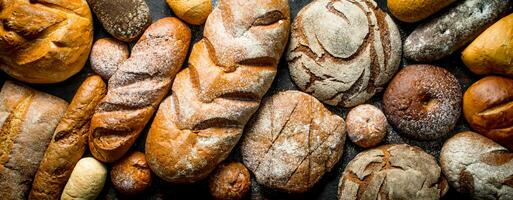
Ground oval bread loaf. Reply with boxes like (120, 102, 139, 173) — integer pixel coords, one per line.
(111, 151, 152, 195)
(145, 0, 291, 183)
(387, 0, 457, 23)
(61, 157, 107, 200)
(166, 0, 212, 25)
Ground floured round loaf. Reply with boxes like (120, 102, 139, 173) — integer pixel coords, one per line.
(287, 0, 402, 107)
(338, 144, 448, 200)
(440, 132, 513, 199)
(241, 91, 346, 193)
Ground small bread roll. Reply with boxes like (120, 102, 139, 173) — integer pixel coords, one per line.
(387, 0, 457, 23)
(346, 104, 388, 148)
(111, 152, 152, 195)
(166, 0, 212, 25)
(61, 157, 107, 200)
(209, 162, 251, 200)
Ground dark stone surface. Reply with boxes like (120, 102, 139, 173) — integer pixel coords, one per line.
(0, 0, 477, 199)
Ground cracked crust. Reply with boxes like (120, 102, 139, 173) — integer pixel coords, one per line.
(89, 17, 191, 163)
(338, 144, 448, 200)
(0, 80, 68, 200)
(286, 0, 401, 107)
(111, 151, 152, 195)
(383, 65, 462, 140)
(440, 131, 513, 199)
(241, 91, 346, 193)
(0, 0, 93, 83)
(145, 0, 290, 183)
(208, 162, 251, 200)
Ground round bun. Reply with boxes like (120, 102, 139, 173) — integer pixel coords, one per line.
(338, 144, 448, 199)
(463, 76, 513, 150)
(383, 65, 462, 140)
(208, 162, 251, 200)
(166, 0, 212, 25)
(346, 104, 388, 148)
(287, 0, 401, 107)
(111, 152, 152, 195)
(0, 0, 93, 83)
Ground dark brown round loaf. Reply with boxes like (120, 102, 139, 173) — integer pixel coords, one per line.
(208, 162, 251, 200)
(383, 65, 462, 140)
(110, 151, 152, 195)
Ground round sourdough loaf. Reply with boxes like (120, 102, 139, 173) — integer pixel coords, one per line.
(241, 91, 346, 193)
(287, 0, 402, 108)
(338, 144, 448, 200)
(440, 132, 513, 200)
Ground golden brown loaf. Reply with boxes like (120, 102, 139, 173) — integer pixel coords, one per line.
(29, 75, 107, 200)
(462, 13, 513, 77)
(0, 0, 93, 83)
(90, 38, 129, 80)
(145, 0, 291, 183)
(463, 76, 513, 151)
(111, 151, 152, 195)
(89, 17, 191, 163)
(166, 0, 212, 25)
(0, 81, 68, 200)
(208, 162, 251, 200)
(387, 0, 457, 23)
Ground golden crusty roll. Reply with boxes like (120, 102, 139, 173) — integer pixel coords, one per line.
(463, 76, 513, 151)
(387, 0, 458, 23)
(462, 13, 513, 77)
(0, 0, 93, 83)
(145, 0, 290, 183)
(166, 0, 212, 25)
(89, 17, 191, 163)
(29, 76, 107, 200)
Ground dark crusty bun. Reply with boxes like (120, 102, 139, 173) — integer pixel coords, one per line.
(463, 76, 513, 151)
(111, 151, 152, 195)
(440, 131, 513, 199)
(29, 75, 107, 200)
(383, 65, 462, 140)
(208, 162, 251, 200)
(0, 81, 68, 200)
(287, 0, 402, 107)
(241, 91, 345, 193)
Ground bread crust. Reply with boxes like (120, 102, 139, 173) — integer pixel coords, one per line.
(208, 162, 251, 200)
(111, 151, 152, 195)
(387, 0, 457, 23)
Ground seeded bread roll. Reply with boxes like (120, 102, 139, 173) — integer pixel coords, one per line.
(241, 91, 346, 193)
(0, 81, 68, 200)
(387, 0, 458, 23)
(338, 144, 448, 200)
(287, 0, 402, 107)
(404, 0, 513, 62)
(383, 65, 462, 140)
(29, 76, 106, 200)
(440, 131, 513, 199)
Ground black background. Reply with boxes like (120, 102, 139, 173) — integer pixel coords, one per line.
(0, 0, 481, 199)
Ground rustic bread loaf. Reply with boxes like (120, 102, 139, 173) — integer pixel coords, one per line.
(0, 0, 93, 83)
(463, 76, 513, 151)
(462, 13, 513, 77)
(145, 0, 290, 183)
(209, 162, 251, 200)
(90, 38, 129, 80)
(338, 144, 448, 200)
(404, 0, 512, 62)
(241, 91, 346, 193)
(87, 0, 151, 42)
(29, 75, 106, 200)
(387, 0, 457, 23)
(287, 0, 401, 107)
(440, 131, 513, 199)
(111, 151, 152, 195)
(61, 157, 107, 200)
(166, 0, 212, 25)
(0, 80, 68, 200)
(346, 104, 387, 148)
(89, 17, 191, 163)
(383, 65, 462, 140)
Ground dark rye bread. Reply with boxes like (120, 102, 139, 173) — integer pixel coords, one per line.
(287, 0, 401, 107)
(241, 91, 346, 193)
(440, 132, 513, 199)
(383, 65, 462, 140)
(338, 144, 448, 200)
(29, 76, 107, 200)
(404, 0, 513, 62)
(88, 0, 151, 42)
(0, 81, 68, 200)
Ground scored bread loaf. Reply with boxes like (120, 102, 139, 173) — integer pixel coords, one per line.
(0, 81, 68, 200)
(89, 17, 191, 163)
(29, 76, 107, 200)
(145, 0, 291, 183)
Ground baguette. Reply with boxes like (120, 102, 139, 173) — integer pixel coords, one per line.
(29, 75, 107, 200)
(0, 81, 68, 200)
(145, 0, 291, 183)
(89, 17, 191, 162)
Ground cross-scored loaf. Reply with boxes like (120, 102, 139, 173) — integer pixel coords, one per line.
(145, 0, 291, 183)
(0, 0, 93, 83)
